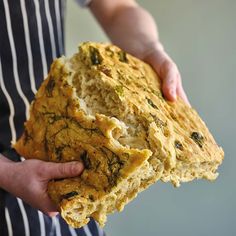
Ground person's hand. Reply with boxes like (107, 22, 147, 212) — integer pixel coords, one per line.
(2, 159, 84, 217)
(143, 44, 190, 106)
(89, 1, 190, 105)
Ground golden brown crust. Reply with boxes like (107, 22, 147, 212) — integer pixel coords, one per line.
(14, 42, 224, 228)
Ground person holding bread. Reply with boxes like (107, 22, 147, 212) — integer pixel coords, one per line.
(0, 0, 189, 235)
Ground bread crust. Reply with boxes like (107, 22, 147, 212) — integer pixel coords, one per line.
(14, 42, 224, 228)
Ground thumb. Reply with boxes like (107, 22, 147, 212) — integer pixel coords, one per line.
(42, 161, 84, 180)
(161, 64, 178, 101)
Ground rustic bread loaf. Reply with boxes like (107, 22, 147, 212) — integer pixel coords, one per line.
(14, 42, 224, 228)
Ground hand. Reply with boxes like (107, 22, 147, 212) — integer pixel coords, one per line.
(143, 44, 191, 106)
(89, 1, 190, 105)
(2, 159, 84, 217)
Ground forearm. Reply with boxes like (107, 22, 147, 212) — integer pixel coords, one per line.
(89, 0, 190, 104)
(90, 0, 164, 60)
(0, 154, 15, 190)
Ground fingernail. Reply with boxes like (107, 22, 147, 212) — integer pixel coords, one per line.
(70, 161, 84, 174)
(76, 162, 84, 171)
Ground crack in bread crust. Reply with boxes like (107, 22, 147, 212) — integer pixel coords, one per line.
(14, 42, 224, 228)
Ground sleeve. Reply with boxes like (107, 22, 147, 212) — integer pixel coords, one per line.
(75, 0, 92, 7)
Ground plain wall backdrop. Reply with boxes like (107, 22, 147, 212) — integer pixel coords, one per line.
(65, 1, 236, 236)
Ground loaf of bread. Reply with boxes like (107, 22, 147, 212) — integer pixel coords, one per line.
(14, 42, 224, 228)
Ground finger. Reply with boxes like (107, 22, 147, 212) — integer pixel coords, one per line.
(176, 82, 191, 106)
(143, 47, 178, 102)
(41, 197, 58, 213)
(47, 212, 59, 218)
(42, 161, 84, 180)
(33, 190, 59, 216)
(161, 63, 178, 102)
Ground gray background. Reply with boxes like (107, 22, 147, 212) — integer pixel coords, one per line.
(65, 1, 236, 235)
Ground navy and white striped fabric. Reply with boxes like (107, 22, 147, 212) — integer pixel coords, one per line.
(0, 0, 105, 235)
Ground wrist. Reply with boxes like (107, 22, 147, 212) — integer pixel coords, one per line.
(143, 43, 172, 73)
(141, 41, 165, 61)
(0, 155, 17, 190)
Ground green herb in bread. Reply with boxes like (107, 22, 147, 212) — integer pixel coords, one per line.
(14, 42, 224, 228)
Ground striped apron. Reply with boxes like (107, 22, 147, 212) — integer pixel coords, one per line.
(0, 0, 105, 235)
